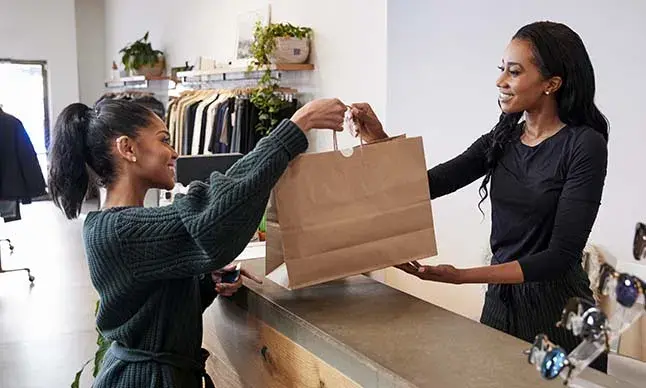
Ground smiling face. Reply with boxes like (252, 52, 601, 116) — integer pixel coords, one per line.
(496, 39, 560, 114)
(124, 113, 178, 190)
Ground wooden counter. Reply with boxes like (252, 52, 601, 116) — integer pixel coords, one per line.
(201, 259, 635, 388)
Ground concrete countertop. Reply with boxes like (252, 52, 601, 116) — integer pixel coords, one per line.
(207, 258, 635, 388)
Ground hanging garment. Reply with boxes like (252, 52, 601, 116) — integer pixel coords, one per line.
(178, 92, 208, 154)
(244, 98, 256, 150)
(169, 92, 196, 152)
(230, 98, 242, 153)
(216, 99, 233, 153)
(219, 98, 235, 153)
(0, 200, 21, 222)
(182, 100, 203, 154)
(204, 95, 228, 154)
(220, 106, 230, 152)
(0, 108, 46, 203)
(167, 97, 180, 148)
(196, 97, 216, 155)
(205, 96, 228, 154)
(166, 97, 177, 128)
(191, 92, 219, 155)
(208, 103, 226, 154)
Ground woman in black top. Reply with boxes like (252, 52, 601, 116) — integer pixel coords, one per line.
(351, 21, 609, 372)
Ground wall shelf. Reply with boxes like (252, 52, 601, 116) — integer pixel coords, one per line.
(105, 75, 175, 89)
(176, 64, 314, 85)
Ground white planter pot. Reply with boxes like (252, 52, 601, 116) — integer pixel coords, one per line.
(269, 37, 310, 64)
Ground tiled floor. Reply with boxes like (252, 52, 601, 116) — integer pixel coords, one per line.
(0, 200, 98, 388)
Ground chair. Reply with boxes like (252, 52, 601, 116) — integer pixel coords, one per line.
(0, 238, 34, 283)
(0, 200, 35, 283)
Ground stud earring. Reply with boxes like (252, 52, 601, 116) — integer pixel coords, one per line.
(132, 157, 137, 163)
(545, 91, 550, 95)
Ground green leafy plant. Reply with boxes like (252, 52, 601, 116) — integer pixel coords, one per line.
(249, 70, 291, 136)
(248, 22, 313, 135)
(119, 31, 164, 72)
(71, 301, 110, 388)
(258, 211, 267, 233)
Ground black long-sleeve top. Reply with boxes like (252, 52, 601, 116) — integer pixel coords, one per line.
(427, 124, 608, 282)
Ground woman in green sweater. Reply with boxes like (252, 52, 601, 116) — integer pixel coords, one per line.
(47, 97, 346, 387)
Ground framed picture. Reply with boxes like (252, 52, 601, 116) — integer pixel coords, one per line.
(231, 5, 271, 67)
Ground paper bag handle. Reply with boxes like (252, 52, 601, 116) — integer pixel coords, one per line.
(332, 130, 366, 152)
(333, 108, 366, 151)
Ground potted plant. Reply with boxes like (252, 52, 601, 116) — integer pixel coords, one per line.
(119, 32, 165, 77)
(251, 22, 313, 65)
(71, 301, 110, 388)
(249, 22, 313, 135)
(258, 212, 267, 241)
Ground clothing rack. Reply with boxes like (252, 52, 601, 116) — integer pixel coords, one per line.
(103, 76, 172, 116)
(166, 86, 299, 157)
(0, 238, 33, 282)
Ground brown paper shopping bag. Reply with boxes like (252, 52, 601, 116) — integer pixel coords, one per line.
(265, 135, 437, 289)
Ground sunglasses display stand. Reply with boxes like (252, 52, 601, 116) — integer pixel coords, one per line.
(601, 272, 646, 345)
(565, 340, 608, 385)
(526, 338, 605, 386)
(526, 233, 646, 386)
(567, 309, 639, 381)
(607, 304, 645, 346)
(535, 309, 645, 386)
(527, 282, 646, 386)
(566, 298, 645, 385)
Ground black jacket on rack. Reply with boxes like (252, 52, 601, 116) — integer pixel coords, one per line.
(0, 108, 47, 210)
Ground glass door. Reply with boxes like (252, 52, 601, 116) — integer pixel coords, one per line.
(0, 59, 50, 186)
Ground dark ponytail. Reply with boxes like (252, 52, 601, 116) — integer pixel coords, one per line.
(48, 99, 156, 219)
(48, 103, 92, 219)
(478, 21, 609, 210)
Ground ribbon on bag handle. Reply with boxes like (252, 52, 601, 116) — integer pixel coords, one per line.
(332, 108, 365, 152)
(333, 130, 338, 151)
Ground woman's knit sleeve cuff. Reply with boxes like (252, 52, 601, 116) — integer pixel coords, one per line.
(269, 119, 309, 159)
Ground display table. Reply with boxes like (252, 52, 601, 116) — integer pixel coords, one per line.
(201, 258, 635, 388)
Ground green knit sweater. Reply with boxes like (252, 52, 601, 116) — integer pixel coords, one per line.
(83, 120, 308, 387)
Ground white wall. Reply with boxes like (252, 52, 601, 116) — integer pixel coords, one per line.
(0, 0, 79, 132)
(385, 0, 646, 319)
(101, 0, 646, 320)
(104, 0, 387, 151)
(75, 0, 106, 106)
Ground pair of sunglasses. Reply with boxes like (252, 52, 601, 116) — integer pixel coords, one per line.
(598, 262, 646, 308)
(634, 222, 646, 261)
(525, 334, 574, 381)
(556, 297, 609, 349)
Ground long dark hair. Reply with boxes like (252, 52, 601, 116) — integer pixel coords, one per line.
(48, 99, 155, 219)
(478, 21, 609, 209)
